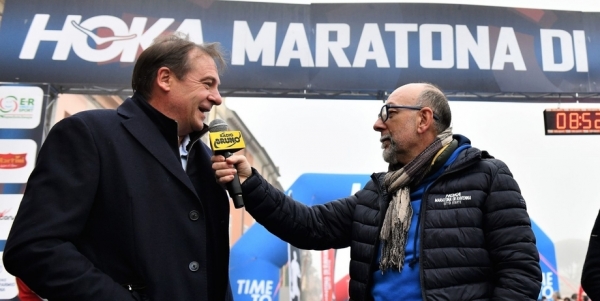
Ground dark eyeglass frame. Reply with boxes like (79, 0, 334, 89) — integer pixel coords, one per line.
(378, 104, 440, 122)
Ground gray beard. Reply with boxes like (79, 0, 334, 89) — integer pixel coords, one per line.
(382, 139, 398, 165)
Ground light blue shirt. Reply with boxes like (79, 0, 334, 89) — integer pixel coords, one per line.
(179, 135, 190, 171)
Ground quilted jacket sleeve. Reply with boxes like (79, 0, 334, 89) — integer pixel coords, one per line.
(240, 169, 364, 250)
(483, 159, 542, 300)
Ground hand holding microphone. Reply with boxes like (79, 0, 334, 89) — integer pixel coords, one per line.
(208, 119, 249, 209)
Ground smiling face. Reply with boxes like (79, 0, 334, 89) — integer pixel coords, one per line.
(151, 48, 222, 136)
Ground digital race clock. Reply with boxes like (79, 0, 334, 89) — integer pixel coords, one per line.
(544, 108, 600, 135)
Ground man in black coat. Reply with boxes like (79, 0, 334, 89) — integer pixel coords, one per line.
(213, 83, 542, 300)
(3, 34, 234, 300)
(582, 210, 600, 300)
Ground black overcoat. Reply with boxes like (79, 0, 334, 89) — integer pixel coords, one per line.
(582, 210, 600, 300)
(4, 97, 233, 301)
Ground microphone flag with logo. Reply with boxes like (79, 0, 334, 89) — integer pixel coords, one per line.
(208, 119, 245, 209)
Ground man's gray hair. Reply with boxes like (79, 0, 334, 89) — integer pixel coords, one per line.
(416, 83, 451, 134)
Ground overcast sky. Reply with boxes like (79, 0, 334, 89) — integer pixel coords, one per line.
(224, 0, 600, 244)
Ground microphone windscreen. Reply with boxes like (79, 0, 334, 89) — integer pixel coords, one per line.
(209, 118, 228, 132)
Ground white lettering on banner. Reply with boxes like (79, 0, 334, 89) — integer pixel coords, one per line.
(315, 23, 352, 68)
(573, 30, 589, 72)
(541, 29, 589, 72)
(232, 21, 277, 66)
(540, 272, 555, 298)
(19, 14, 203, 62)
(276, 23, 314, 67)
(491, 27, 526, 71)
(384, 23, 418, 68)
(353, 23, 389, 68)
(236, 279, 274, 301)
(18, 14, 589, 72)
(456, 25, 490, 70)
(228, 22, 581, 71)
(420, 24, 454, 69)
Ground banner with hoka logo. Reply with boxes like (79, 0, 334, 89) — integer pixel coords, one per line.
(2, 0, 600, 96)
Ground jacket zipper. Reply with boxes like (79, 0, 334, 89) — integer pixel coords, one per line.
(418, 152, 480, 301)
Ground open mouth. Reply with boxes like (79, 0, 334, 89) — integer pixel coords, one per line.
(198, 107, 211, 116)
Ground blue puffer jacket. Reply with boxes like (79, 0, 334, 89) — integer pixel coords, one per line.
(241, 135, 542, 301)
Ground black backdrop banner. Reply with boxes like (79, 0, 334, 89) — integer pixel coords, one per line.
(1, 0, 599, 97)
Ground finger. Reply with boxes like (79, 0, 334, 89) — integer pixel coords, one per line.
(212, 161, 234, 170)
(211, 155, 225, 163)
(224, 155, 240, 165)
(214, 167, 236, 176)
(217, 174, 235, 184)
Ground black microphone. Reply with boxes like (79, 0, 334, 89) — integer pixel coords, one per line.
(208, 119, 245, 209)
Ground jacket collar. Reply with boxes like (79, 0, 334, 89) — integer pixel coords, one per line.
(117, 94, 200, 199)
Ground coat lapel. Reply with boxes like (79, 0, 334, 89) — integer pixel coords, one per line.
(118, 99, 199, 199)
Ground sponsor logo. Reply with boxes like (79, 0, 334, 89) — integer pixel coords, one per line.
(18, 14, 589, 72)
(20, 14, 204, 63)
(0, 96, 35, 119)
(0, 96, 18, 114)
(0, 140, 37, 183)
(0, 255, 17, 298)
(209, 131, 246, 152)
(0, 154, 27, 169)
(0, 209, 14, 221)
(0, 86, 44, 129)
(70, 20, 137, 45)
(434, 192, 471, 206)
(236, 279, 275, 301)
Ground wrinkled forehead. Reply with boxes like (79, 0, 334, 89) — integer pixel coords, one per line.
(386, 89, 420, 106)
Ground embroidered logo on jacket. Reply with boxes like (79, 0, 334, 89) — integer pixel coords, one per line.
(434, 192, 471, 206)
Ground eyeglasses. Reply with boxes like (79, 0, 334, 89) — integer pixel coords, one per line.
(378, 104, 440, 122)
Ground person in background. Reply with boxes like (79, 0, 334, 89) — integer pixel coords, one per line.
(213, 83, 542, 300)
(582, 209, 600, 300)
(551, 291, 563, 301)
(3, 33, 233, 300)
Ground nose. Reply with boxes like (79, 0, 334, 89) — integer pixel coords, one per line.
(210, 89, 223, 105)
(373, 117, 386, 132)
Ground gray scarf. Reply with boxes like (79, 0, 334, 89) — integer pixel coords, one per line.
(379, 128, 454, 272)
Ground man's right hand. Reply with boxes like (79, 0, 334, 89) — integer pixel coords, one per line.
(211, 154, 252, 184)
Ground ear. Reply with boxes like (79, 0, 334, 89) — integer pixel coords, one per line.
(416, 107, 435, 134)
(155, 67, 172, 92)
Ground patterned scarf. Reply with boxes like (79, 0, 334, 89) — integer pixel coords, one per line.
(379, 128, 454, 272)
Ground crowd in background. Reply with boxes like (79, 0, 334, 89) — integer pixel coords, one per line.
(540, 292, 590, 301)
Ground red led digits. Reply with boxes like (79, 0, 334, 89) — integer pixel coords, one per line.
(544, 108, 600, 135)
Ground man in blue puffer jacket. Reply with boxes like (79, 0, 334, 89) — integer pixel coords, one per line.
(213, 83, 542, 300)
